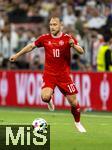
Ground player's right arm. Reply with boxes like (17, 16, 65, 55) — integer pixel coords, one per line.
(9, 43, 35, 62)
(9, 35, 44, 62)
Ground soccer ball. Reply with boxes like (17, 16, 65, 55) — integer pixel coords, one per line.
(32, 118, 48, 133)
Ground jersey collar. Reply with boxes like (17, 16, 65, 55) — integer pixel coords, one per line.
(51, 32, 63, 38)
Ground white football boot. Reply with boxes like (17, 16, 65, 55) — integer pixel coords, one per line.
(75, 122, 86, 133)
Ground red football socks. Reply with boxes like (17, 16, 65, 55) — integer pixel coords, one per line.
(71, 103, 80, 122)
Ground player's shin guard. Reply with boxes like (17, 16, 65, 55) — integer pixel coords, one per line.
(71, 103, 80, 122)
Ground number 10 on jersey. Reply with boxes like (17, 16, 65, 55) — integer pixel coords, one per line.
(53, 49, 60, 57)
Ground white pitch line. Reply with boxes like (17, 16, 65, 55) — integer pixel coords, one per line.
(0, 122, 110, 126)
(83, 114, 112, 119)
(0, 109, 112, 119)
(100, 123, 109, 126)
(0, 122, 71, 125)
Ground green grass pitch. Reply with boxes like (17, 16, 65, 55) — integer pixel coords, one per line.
(0, 107, 112, 150)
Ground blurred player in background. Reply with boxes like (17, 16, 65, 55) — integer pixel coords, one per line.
(10, 17, 86, 133)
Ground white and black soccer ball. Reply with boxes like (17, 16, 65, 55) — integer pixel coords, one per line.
(32, 118, 48, 133)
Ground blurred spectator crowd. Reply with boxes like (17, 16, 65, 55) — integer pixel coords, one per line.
(0, 0, 112, 71)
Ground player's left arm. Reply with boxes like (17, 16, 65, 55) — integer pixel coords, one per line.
(69, 38, 84, 54)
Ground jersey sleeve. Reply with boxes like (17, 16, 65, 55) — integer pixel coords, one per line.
(34, 35, 44, 47)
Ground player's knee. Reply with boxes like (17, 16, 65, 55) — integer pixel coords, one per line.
(67, 95, 77, 106)
(71, 99, 77, 107)
(41, 93, 51, 103)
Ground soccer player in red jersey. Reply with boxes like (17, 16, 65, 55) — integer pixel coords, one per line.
(10, 17, 86, 133)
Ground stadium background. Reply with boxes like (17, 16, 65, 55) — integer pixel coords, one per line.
(0, 1, 112, 150)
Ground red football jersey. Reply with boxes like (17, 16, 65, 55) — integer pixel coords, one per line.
(34, 32, 78, 75)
